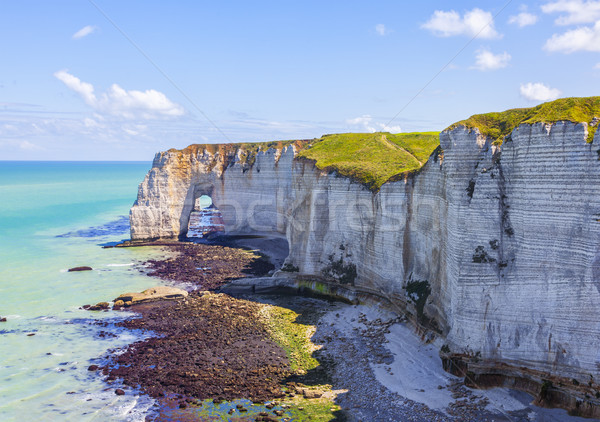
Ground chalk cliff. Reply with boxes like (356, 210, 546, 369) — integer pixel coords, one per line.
(130, 115, 600, 415)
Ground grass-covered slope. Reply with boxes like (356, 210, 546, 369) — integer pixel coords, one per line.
(297, 132, 440, 190)
(448, 96, 600, 144)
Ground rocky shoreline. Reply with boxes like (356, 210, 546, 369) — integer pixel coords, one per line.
(90, 240, 591, 422)
(103, 291, 291, 403)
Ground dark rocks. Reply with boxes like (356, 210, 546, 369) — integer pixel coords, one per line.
(27, 333, 35, 336)
(88, 365, 99, 371)
(98, 243, 288, 417)
(115, 388, 125, 396)
(87, 302, 110, 311)
(103, 292, 290, 402)
(256, 411, 279, 422)
(142, 243, 274, 289)
(0, 317, 6, 322)
(68, 266, 93, 272)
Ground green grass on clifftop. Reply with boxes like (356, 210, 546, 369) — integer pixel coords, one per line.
(448, 96, 600, 144)
(297, 132, 440, 190)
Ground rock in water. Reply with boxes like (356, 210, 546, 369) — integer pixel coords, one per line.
(115, 286, 188, 305)
(87, 302, 110, 311)
(68, 266, 92, 272)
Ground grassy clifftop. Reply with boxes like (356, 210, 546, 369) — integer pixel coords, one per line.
(447, 96, 600, 144)
(297, 132, 440, 190)
(171, 132, 440, 191)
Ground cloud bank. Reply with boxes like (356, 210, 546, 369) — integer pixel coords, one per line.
(54, 70, 185, 119)
(346, 115, 402, 133)
(541, 0, 600, 25)
(472, 49, 511, 71)
(375, 24, 387, 36)
(520, 82, 562, 101)
(508, 12, 538, 27)
(72, 25, 96, 40)
(422, 8, 501, 39)
(544, 20, 600, 52)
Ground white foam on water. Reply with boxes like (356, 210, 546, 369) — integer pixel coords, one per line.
(107, 263, 134, 267)
(63, 388, 156, 422)
(38, 316, 62, 323)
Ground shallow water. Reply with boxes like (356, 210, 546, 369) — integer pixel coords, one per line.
(0, 161, 167, 421)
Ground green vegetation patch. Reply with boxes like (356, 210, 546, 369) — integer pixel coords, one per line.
(260, 305, 320, 375)
(258, 304, 344, 421)
(447, 96, 600, 145)
(286, 397, 343, 421)
(297, 132, 440, 190)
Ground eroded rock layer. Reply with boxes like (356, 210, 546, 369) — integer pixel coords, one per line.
(130, 122, 600, 415)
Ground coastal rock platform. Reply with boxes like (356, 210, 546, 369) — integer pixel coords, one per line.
(114, 286, 188, 306)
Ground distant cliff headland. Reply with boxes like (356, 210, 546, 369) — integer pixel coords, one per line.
(130, 96, 600, 417)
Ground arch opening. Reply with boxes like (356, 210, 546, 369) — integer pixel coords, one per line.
(186, 194, 225, 238)
(196, 194, 213, 209)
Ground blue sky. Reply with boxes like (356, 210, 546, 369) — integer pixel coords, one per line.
(1, 0, 600, 160)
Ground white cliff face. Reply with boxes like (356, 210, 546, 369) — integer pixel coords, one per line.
(130, 122, 600, 405)
(442, 122, 600, 382)
(130, 145, 296, 240)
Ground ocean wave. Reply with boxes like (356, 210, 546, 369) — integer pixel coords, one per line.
(106, 263, 134, 267)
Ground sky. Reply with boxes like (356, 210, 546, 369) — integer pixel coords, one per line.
(1, 0, 600, 160)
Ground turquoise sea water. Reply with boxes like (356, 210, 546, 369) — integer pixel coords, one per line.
(0, 162, 166, 421)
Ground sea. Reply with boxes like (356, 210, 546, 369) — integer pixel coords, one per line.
(0, 161, 166, 421)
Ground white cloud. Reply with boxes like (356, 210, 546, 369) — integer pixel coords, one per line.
(375, 24, 387, 36)
(54, 70, 185, 119)
(380, 123, 402, 132)
(347, 115, 372, 126)
(72, 25, 96, 40)
(595, 62, 600, 69)
(346, 115, 401, 133)
(422, 8, 501, 39)
(19, 140, 42, 151)
(54, 70, 96, 105)
(541, 0, 600, 25)
(544, 21, 600, 52)
(83, 117, 100, 128)
(508, 12, 539, 27)
(519, 82, 562, 101)
(472, 49, 511, 70)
